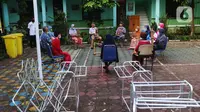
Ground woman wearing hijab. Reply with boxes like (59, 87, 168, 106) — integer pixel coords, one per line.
(101, 34, 119, 72)
(132, 32, 151, 65)
(51, 31, 71, 62)
(154, 28, 168, 50)
(145, 25, 151, 40)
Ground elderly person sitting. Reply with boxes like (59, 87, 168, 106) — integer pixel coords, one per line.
(40, 26, 52, 52)
(69, 24, 83, 45)
(115, 23, 126, 40)
(89, 23, 102, 49)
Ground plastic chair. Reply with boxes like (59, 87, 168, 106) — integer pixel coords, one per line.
(138, 44, 154, 71)
(101, 44, 118, 72)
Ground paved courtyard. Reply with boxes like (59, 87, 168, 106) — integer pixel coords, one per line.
(1, 42, 200, 112)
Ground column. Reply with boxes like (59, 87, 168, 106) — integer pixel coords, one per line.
(63, 0, 67, 19)
(151, 0, 156, 19)
(113, 1, 117, 27)
(41, 0, 46, 26)
(155, 0, 160, 24)
(2, 2, 10, 32)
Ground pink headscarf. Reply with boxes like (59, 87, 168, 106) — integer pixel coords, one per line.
(159, 23, 165, 29)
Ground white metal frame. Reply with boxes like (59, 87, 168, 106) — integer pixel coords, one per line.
(130, 80, 200, 112)
(114, 61, 153, 111)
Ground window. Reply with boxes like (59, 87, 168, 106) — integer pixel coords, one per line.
(82, 9, 102, 20)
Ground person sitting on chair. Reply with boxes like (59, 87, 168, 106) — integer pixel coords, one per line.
(101, 34, 119, 72)
(40, 26, 52, 53)
(51, 31, 71, 62)
(154, 28, 168, 51)
(69, 24, 83, 45)
(89, 23, 102, 49)
(132, 32, 151, 65)
(115, 23, 126, 40)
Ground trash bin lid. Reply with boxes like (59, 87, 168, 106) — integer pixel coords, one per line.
(10, 33, 24, 38)
(1, 35, 17, 39)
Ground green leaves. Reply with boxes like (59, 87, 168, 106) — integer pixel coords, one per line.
(83, 0, 117, 12)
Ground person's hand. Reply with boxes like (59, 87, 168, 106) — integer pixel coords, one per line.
(133, 50, 138, 55)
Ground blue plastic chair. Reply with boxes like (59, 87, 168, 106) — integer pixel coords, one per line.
(102, 45, 117, 62)
(43, 43, 64, 64)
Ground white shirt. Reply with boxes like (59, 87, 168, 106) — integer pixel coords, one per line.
(28, 21, 36, 36)
(69, 28, 77, 36)
(89, 27, 97, 34)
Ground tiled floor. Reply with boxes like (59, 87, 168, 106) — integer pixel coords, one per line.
(1, 44, 200, 112)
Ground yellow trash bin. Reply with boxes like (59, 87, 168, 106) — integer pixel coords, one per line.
(10, 33, 24, 55)
(1, 35, 18, 58)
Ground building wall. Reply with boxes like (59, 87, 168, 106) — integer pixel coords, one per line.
(7, 0, 19, 23)
(67, 0, 83, 21)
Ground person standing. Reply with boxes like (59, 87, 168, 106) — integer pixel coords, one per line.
(28, 18, 36, 48)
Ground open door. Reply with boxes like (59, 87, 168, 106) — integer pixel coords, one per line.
(128, 16, 140, 32)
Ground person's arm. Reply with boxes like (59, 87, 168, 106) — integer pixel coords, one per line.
(123, 27, 126, 34)
(115, 27, 119, 35)
(89, 28, 93, 35)
(27, 22, 31, 29)
(134, 41, 141, 53)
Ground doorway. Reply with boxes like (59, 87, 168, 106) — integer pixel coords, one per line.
(117, 0, 126, 26)
(53, 0, 63, 16)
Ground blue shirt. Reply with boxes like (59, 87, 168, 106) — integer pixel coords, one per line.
(40, 32, 51, 49)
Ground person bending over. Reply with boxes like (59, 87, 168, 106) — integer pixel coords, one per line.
(101, 34, 119, 72)
(51, 31, 71, 62)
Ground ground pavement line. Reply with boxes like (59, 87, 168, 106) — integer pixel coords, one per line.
(157, 59, 200, 98)
(83, 48, 91, 66)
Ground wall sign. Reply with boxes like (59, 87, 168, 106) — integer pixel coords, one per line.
(128, 2, 134, 11)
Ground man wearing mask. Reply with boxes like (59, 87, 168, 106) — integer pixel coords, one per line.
(28, 18, 36, 48)
(40, 26, 52, 52)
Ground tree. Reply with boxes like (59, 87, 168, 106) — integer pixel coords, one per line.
(174, 0, 199, 36)
(83, 0, 117, 12)
(83, 0, 118, 26)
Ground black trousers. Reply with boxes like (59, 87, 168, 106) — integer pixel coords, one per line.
(132, 54, 144, 65)
(30, 35, 36, 48)
(104, 62, 112, 67)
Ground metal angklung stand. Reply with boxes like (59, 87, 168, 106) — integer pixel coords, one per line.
(131, 80, 200, 112)
(58, 61, 87, 112)
(114, 61, 153, 111)
(12, 57, 87, 112)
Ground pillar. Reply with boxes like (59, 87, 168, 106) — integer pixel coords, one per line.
(41, 0, 46, 26)
(151, 0, 156, 19)
(63, 0, 67, 19)
(155, 0, 160, 24)
(113, 1, 117, 27)
(2, 2, 10, 32)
